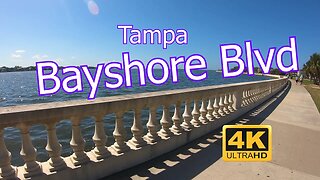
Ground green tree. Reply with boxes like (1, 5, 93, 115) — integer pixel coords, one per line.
(303, 53, 320, 85)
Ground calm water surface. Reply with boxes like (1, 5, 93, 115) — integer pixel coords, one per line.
(0, 70, 270, 165)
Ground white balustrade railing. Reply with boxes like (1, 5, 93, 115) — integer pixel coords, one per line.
(0, 77, 287, 180)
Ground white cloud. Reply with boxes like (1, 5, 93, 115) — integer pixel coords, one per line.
(15, 50, 26, 53)
(55, 57, 63, 64)
(11, 53, 22, 59)
(10, 49, 26, 59)
(32, 54, 49, 60)
(32, 54, 40, 59)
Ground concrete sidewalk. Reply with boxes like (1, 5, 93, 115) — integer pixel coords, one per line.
(106, 80, 320, 180)
(195, 80, 320, 180)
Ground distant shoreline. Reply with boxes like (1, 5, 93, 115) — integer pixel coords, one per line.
(215, 70, 281, 78)
(0, 66, 217, 73)
(0, 66, 98, 73)
(0, 66, 36, 73)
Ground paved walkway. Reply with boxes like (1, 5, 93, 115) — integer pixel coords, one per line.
(107, 80, 320, 180)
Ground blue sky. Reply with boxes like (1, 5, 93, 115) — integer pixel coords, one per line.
(0, 0, 319, 70)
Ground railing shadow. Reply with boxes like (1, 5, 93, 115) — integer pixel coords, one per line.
(104, 82, 291, 180)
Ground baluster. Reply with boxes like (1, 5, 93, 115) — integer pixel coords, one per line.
(251, 89, 255, 102)
(254, 89, 258, 101)
(251, 89, 256, 102)
(264, 87, 267, 97)
(191, 99, 201, 126)
(0, 129, 16, 179)
(112, 111, 129, 154)
(223, 94, 230, 114)
(171, 101, 183, 134)
(248, 90, 252, 104)
(246, 90, 251, 104)
(254, 89, 257, 101)
(228, 93, 235, 112)
(218, 95, 226, 116)
(182, 100, 193, 130)
(248, 90, 253, 103)
(252, 89, 256, 102)
(206, 98, 214, 121)
(92, 114, 110, 160)
(256, 89, 260, 101)
(19, 124, 42, 178)
(199, 98, 209, 124)
(241, 91, 246, 107)
(159, 104, 173, 138)
(233, 90, 242, 110)
(145, 106, 160, 143)
(213, 96, 221, 118)
(70, 117, 90, 165)
(258, 88, 261, 99)
(129, 107, 147, 148)
(251, 90, 255, 102)
(244, 90, 249, 106)
(46, 122, 67, 172)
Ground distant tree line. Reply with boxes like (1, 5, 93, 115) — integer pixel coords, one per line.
(0, 66, 97, 73)
(229, 66, 285, 75)
(303, 53, 320, 85)
(0, 66, 37, 72)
